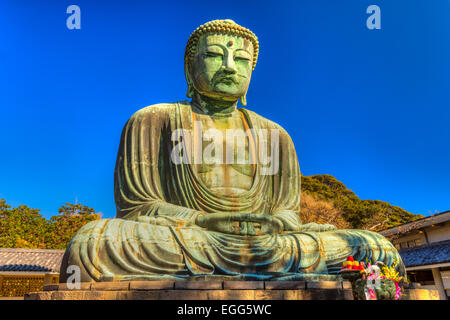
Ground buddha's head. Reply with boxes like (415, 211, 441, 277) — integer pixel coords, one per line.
(184, 19, 259, 106)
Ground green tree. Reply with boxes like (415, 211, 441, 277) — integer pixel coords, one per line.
(0, 199, 49, 248)
(301, 175, 424, 230)
(47, 203, 101, 249)
(0, 199, 100, 249)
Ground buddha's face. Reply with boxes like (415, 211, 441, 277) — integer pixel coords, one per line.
(189, 33, 254, 101)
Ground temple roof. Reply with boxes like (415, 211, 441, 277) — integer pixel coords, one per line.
(399, 239, 450, 268)
(379, 210, 450, 237)
(0, 248, 65, 273)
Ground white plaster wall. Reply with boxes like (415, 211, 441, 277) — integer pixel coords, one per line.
(441, 270, 450, 290)
(425, 222, 450, 243)
(392, 232, 426, 248)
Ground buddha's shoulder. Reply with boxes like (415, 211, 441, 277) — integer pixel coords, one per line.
(241, 108, 290, 135)
(129, 101, 190, 120)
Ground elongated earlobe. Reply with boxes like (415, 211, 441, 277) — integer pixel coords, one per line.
(240, 93, 247, 106)
(186, 84, 194, 98)
(185, 64, 194, 98)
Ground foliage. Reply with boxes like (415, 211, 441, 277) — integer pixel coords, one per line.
(46, 203, 101, 249)
(0, 199, 49, 248)
(300, 192, 350, 229)
(0, 199, 100, 249)
(301, 174, 424, 230)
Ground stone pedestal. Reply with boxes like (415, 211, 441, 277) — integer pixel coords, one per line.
(24, 280, 439, 300)
(25, 280, 353, 300)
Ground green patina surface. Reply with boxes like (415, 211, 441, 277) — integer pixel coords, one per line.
(60, 19, 406, 283)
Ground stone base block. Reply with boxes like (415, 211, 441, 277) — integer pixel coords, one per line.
(26, 289, 354, 300)
(400, 288, 440, 300)
(24, 280, 439, 300)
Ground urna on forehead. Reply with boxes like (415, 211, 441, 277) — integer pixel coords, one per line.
(199, 33, 254, 52)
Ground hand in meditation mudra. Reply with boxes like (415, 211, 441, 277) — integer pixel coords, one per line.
(60, 19, 406, 282)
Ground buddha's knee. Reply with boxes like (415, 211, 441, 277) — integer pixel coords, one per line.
(319, 229, 399, 261)
(59, 250, 94, 283)
(329, 229, 395, 247)
(59, 219, 113, 283)
(73, 218, 112, 239)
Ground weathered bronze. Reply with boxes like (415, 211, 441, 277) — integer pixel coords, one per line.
(60, 19, 406, 283)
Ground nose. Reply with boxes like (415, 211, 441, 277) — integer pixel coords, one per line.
(222, 54, 237, 74)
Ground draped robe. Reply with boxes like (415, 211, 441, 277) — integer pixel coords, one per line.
(60, 102, 406, 282)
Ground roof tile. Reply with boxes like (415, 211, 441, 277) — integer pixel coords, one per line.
(399, 239, 450, 267)
(0, 248, 65, 273)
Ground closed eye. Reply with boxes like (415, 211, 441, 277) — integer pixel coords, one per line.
(204, 52, 223, 58)
(235, 56, 250, 62)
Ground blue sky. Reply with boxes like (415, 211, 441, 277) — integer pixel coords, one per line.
(0, 0, 449, 219)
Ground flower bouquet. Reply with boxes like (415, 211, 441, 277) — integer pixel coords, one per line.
(339, 256, 406, 300)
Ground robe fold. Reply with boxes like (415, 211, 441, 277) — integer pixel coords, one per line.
(60, 102, 405, 282)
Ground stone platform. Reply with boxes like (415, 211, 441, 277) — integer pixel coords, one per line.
(24, 280, 440, 300)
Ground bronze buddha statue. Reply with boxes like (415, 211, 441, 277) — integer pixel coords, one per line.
(60, 19, 405, 283)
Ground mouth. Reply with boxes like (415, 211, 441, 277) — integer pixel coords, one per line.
(215, 76, 238, 85)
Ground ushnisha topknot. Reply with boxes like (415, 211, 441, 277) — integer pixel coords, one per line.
(184, 19, 259, 70)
